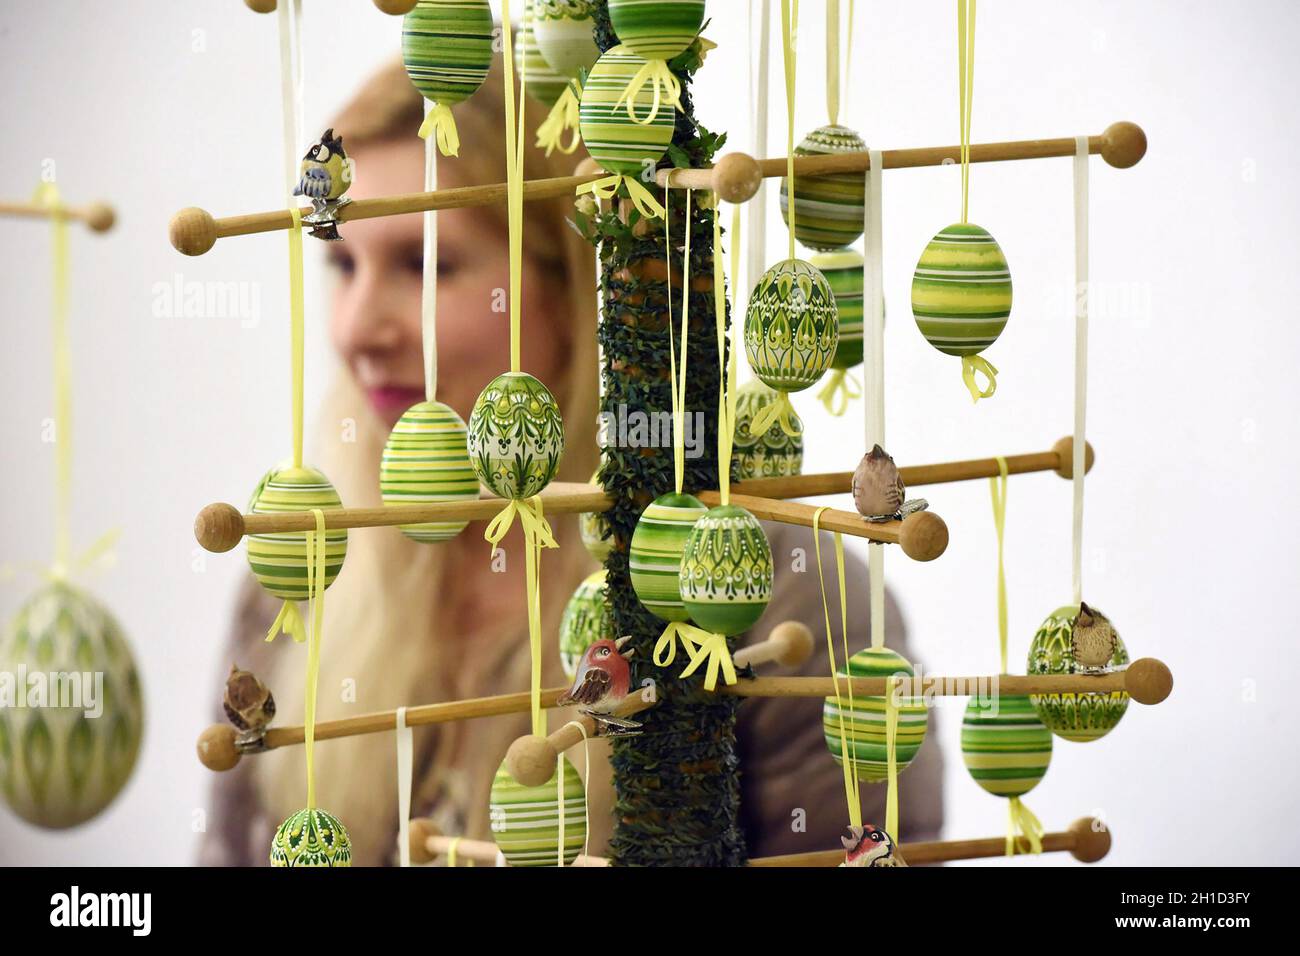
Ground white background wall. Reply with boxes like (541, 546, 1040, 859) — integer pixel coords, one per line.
(1, 0, 1296, 865)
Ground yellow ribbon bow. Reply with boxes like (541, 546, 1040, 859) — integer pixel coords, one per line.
(961, 353, 999, 402)
(418, 103, 461, 158)
(1006, 795, 1045, 856)
(652, 621, 737, 692)
(576, 174, 666, 221)
(614, 59, 683, 125)
(536, 82, 582, 156)
(748, 390, 804, 439)
(816, 368, 862, 416)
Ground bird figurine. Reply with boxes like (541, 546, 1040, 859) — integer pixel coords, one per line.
(293, 128, 352, 241)
(839, 823, 907, 867)
(1071, 602, 1119, 672)
(222, 664, 276, 740)
(556, 636, 642, 738)
(851, 444, 927, 522)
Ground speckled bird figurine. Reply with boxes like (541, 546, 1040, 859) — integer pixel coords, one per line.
(223, 664, 276, 740)
(293, 128, 351, 241)
(839, 824, 907, 867)
(556, 636, 641, 738)
(1071, 602, 1119, 672)
(852, 444, 928, 522)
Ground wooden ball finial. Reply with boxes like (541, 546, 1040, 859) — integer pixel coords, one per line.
(1125, 657, 1173, 705)
(1101, 121, 1147, 169)
(898, 510, 948, 562)
(1051, 436, 1096, 479)
(711, 153, 763, 204)
(244, 0, 277, 13)
(374, 0, 419, 13)
(770, 620, 814, 667)
(82, 202, 116, 233)
(197, 724, 240, 772)
(169, 207, 218, 256)
(408, 818, 441, 864)
(1068, 816, 1112, 863)
(506, 734, 558, 788)
(195, 503, 246, 553)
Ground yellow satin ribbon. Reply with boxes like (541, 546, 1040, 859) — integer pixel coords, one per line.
(748, 390, 803, 439)
(816, 368, 862, 416)
(502, 1, 528, 372)
(665, 191, 691, 495)
(535, 82, 582, 156)
(780, 0, 799, 261)
(814, 508, 861, 827)
(576, 174, 666, 221)
(989, 455, 1009, 673)
(958, 0, 976, 224)
(884, 674, 900, 840)
(1006, 795, 1045, 856)
(961, 353, 998, 402)
(615, 59, 683, 125)
(265, 600, 307, 644)
(303, 508, 327, 809)
(651, 620, 735, 691)
(447, 836, 462, 868)
(714, 205, 739, 506)
(417, 103, 461, 158)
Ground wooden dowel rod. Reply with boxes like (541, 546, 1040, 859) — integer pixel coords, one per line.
(732, 620, 814, 670)
(0, 200, 116, 233)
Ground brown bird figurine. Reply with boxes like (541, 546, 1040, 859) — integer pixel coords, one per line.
(853, 444, 927, 521)
(1071, 602, 1118, 672)
(840, 824, 907, 867)
(223, 664, 276, 735)
(557, 636, 641, 738)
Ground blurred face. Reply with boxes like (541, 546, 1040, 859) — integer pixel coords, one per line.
(327, 138, 569, 427)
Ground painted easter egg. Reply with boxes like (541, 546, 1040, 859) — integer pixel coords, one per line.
(517, 3, 574, 107)
(402, 0, 494, 106)
(380, 400, 480, 543)
(467, 372, 565, 500)
(270, 807, 352, 867)
(732, 380, 803, 480)
(560, 571, 612, 680)
(247, 465, 348, 601)
(911, 222, 1012, 357)
(608, 0, 706, 60)
(960, 694, 1053, 798)
(1028, 605, 1129, 743)
(744, 259, 839, 392)
(629, 492, 708, 623)
(579, 470, 612, 561)
(533, 0, 601, 78)
(489, 755, 586, 866)
(578, 45, 675, 176)
(0, 583, 143, 829)
(779, 125, 867, 252)
(678, 504, 773, 636)
(810, 248, 867, 370)
(822, 646, 929, 783)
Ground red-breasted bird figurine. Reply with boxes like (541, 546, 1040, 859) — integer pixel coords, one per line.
(556, 636, 641, 738)
(840, 824, 907, 867)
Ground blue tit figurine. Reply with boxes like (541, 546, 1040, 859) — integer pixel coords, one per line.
(293, 128, 351, 241)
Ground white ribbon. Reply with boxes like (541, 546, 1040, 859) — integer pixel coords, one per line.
(746, 0, 771, 306)
(864, 148, 886, 649)
(396, 706, 413, 867)
(1072, 136, 1089, 606)
(276, 0, 305, 204)
(423, 116, 439, 402)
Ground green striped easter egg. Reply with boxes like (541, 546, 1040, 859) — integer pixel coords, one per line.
(247, 465, 348, 601)
(629, 492, 708, 623)
(518, 3, 574, 107)
(380, 400, 480, 543)
(489, 755, 587, 866)
(402, 0, 494, 106)
(560, 571, 612, 680)
(744, 259, 839, 392)
(732, 380, 803, 480)
(534, 0, 600, 79)
(608, 0, 705, 60)
(911, 222, 1012, 357)
(579, 469, 612, 560)
(0, 582, 143, 829)
(270, 807, 352, 867)
(578, 44, 675, 176)
(961, 694, 1053, 797)
(467, 372, 565, 500)
(678, 504, 773, 636)
(779, 125, 868, 252)
(1028, 605, 1129, 743)
(822, 646, 929, 783)
(810, 248, 867, 370)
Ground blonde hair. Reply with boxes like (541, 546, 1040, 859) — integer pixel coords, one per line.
(252, 56, 609, 864)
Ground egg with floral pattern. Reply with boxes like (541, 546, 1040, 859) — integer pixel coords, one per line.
(467, 372, 565, 500)
(744, 259, 839, 393)
(678, 504, 772, 636)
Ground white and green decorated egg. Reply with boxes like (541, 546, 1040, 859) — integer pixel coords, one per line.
(608, 0, 705, 60)
(560, 571, 612, 680)
(578, 44, 675, 176)
(380, 400, 479, 543)
(810, 248, 866, 370)
(0, 583, 143, 829)
(911, 222, 1012, 357)
(779, 125, 867, 252)
(744, 259, 839, 393)
(629, 492, 707, 623)
(1028, 605, 1129, 743)
(489, 754, 586, 866)
(822, 646, 929, 783)
(678, 504, 772, 636)
(270, 807, 352, 867)
(533, 0, 600, 79)
(247, 465, 348, 601)
(402, 0, 494, 107)
(467, 372, 565, 500)
(579, 469, 612, 561)
(518, 3, 573, 107)
(732, 380, 803, 480)
(960, 694, 1052, 797)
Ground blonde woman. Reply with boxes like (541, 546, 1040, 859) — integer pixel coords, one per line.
(200, 57, 943, 866)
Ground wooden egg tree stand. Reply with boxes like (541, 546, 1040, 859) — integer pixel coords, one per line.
(182, 1, 1169, 867)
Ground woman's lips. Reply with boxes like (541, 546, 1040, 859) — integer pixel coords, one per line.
(367, 385, 426, 420)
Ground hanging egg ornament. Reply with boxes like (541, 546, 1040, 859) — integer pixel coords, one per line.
(247, 465, 348, 600)
(467, 372, 565, 500)
(822, 646, 929, 782)
(810, 248, 867, 371)
(270, 807, 352, 867)
(629, 493, 708, 622)
(607, 0, 706, 61)
(911, 223, 1012, 359)
(560, 571, 613, 680)
(779, 125, 868, 252)
(489, 754, 587, 866)
(1028, 605, 1129, 743)
(517, 3, 573, 107)
(678, 504, 773, 636)
(579, 45, 674, 176)
(402, 0, 493, 152)
(579, 470, 612, 561)
(960, 694, 1053, 797)
(732, 380, 803, 480)
(0, 583, 143, 828)
(533, 0, 601, 79)
(380, 401, 479, 543)
(745, 259, 839, 392)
